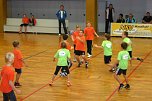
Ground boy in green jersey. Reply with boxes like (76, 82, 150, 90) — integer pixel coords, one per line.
(94, 34, 115, 72)
(122, 31, 143, 62)
(114, 42, 131, 90)
(49, 42, 72, 86)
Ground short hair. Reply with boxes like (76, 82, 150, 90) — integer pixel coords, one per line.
(5, 52, 14, 63)
(60, 5, 64, 8)
(146, 12, 150, 14)
(123, 31, 128, 37)
(61, 42, 67, 48)
(62, 34, 68, 40)
(76, 25, 80, 28)
(121, 42, 128, 50)
(105, 34, 111, 40)
(80, 30, 84, 33)
(12, 40, 19, 47)
(120, 13, 123, 17)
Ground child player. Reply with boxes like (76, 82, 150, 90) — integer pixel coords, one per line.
(71, 25, 81, 62)
(94, 34, 115, 72)
(49, 42, 72, 86)
(0, 52, 21, 101)
(122, 31, 143, 62)
(59, 34, 73, 77)
(84, 22, 99, 58)
(75, 30, 88, 68)
(12, 40, 28, 87)
(114, 42, 131, 90)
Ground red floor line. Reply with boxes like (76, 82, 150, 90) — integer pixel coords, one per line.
(20, 51, 103, 101)
(106, 49, 152, 101)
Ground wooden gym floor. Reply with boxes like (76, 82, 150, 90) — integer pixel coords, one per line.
(0, 33, 152, 101)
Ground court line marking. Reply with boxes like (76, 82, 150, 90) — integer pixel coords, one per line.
(106, 49, 152, 101)
(23, 49, 49, 60)
(20, 51, 103, 101)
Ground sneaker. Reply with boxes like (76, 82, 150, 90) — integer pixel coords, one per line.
(137, 58, 144, 62)
(78, 62, 81, 67)
(118, 84, 124, 91)
(85, 62, 89, 68)
(49, 81, 53, 86)
(125, 84, 130, 89)
(87, 53, 92, 58)
(109, 68, 115, 72)
(109, 69, 113, 72)
(112, 68, 116, 73)
(14, 82, 22, 87)
(60, 72, 64, 77)
(67, 81, 72, 87)
(73, 58, 77, 62)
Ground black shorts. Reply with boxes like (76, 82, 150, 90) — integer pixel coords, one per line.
(128, 51, 132, 58)
(74, 44, 76, 54)
(15, 69, 22, 74)
(104, 55, 112, 64)
(75, 50, 85, 56)
(116, 68, 127, 75)
(54, 66, 70, 75)
(20, 24, 28, 27)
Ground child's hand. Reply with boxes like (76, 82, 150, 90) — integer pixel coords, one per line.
(76, 36, 80, 40)
(16, 89, 21, 94)
(53, 58, 56, 62)
(96, 35, 99, 37)
(94, 44, 98, 47)
(71, 46, 74, 50)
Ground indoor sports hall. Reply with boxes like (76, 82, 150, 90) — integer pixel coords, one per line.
(0, 0, 152, 101)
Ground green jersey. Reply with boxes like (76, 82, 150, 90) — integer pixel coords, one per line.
(54, 48, 70, 66)
(117, 50, 131, 70)
(102, 40, 112, 56)
(123, 37, 132, 51)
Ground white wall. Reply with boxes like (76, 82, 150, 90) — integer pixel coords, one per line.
(7, 0, 86, 30)
(7, 0, 152, 32)
(146, 0, 152, 13)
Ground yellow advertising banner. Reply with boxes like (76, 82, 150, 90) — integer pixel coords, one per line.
(111, 23, 152, 37)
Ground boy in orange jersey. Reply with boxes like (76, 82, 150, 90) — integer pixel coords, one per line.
(12, 40, 28, 87)
(75, 30, 88, 68)
(19, 14, 29, 34)
(84, 22, 99, 58)
(71, 25, 81, 62)
(0, 52, 21, 101)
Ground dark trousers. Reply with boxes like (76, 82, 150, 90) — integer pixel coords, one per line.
(105, 19, 113, 33)
(59, 20, 67, 34)
(87, 40, 92, 55)
(3, 90, 17, 101)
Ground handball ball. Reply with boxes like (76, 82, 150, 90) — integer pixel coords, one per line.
(69, 30, 74, 35)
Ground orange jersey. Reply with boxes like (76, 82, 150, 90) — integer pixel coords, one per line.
(0, 66, 15, 93)
(59, 41, 71, 51)
(72, 31, 79, 44)
(22, 17, 29, 24)
(13, 49, 23, 69)
(75, 36, 85, 51)
(84, 27, 95, 40)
